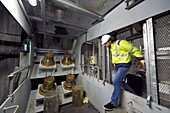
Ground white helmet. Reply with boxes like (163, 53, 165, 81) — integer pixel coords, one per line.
(101, 34, 111, 44)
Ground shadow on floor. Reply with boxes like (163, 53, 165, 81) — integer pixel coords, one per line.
(59, 103, 100, 113)
(38, 103, 100, 113)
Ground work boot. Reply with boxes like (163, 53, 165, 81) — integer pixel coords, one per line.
(103, 102, 117, 110)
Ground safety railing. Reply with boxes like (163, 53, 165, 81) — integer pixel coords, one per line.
(0, 65, 31, 113)
(3, 105, 19, 113)
(8, 65, 30, 95)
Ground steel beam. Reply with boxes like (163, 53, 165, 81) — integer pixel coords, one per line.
(53, 0, 104, 21)
(146, 18, 158, 104)
(143, 23, 151, 97)
(41, 0, 46, 39)
(102, 43, 106, 85)
(1, 0, 31, 35)
(29, 16, 87, 32)
(36, 31, 77, 39)
(0, 40, 21, 46)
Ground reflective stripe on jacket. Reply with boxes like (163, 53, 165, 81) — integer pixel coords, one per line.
(110, 40, 143, 64)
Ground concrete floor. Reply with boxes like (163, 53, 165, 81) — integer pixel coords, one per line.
(26, 90, 126, 113)
(59, 103, 99, 113)
(26, 90, 100, 113)
(105, 107, 127, 113)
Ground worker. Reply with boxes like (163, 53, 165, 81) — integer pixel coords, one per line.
(101, 34, 145, 110)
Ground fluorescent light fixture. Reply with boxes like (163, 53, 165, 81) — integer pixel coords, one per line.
(28, 0, 37, 6)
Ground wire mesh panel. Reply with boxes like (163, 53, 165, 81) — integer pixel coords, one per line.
(154, 13, 170, 108)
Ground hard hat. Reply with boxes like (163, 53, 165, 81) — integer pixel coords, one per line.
(101, 34, 111, 44)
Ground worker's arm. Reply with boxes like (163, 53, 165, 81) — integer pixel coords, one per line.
(120, 40, 145, 66)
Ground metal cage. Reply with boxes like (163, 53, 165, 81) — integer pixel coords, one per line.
(154, 13, 170, 108)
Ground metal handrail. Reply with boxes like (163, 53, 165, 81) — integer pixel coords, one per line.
(4, 105, 19, 113)
(8, 65, 30, 78)
(8, 65, 30, 95)
(80, 64, 100, 69)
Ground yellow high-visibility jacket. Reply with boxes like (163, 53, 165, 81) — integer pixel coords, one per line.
(110, 40, 143, 65)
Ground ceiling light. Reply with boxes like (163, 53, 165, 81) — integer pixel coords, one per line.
(28, 0, 37, 6)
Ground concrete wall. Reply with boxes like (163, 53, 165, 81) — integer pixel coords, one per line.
(0, 3, 21, 105)
(0, 2, 34, 112)
(1, 0, 31, 35)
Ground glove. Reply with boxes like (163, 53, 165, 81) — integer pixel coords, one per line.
(140, 60, 145, 68)
(83, 97, 89, 104)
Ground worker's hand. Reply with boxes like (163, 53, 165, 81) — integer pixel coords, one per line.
(140, 60, 145, 68)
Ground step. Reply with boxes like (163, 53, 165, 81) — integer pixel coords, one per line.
(105, 106, 127, 113)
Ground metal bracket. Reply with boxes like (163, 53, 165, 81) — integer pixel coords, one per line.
(125, 0, 144, 10)
(128, 101, 143, 113)
(103, 79, 106, 86)
(146, 96, 152, 108)
(7, 94, 14, 102)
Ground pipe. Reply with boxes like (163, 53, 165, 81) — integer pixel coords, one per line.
(102, 45, 106, 85)
(106, 47, 111, 83)
(71, 39, 77, 54)
(98, 38, 101, 81)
